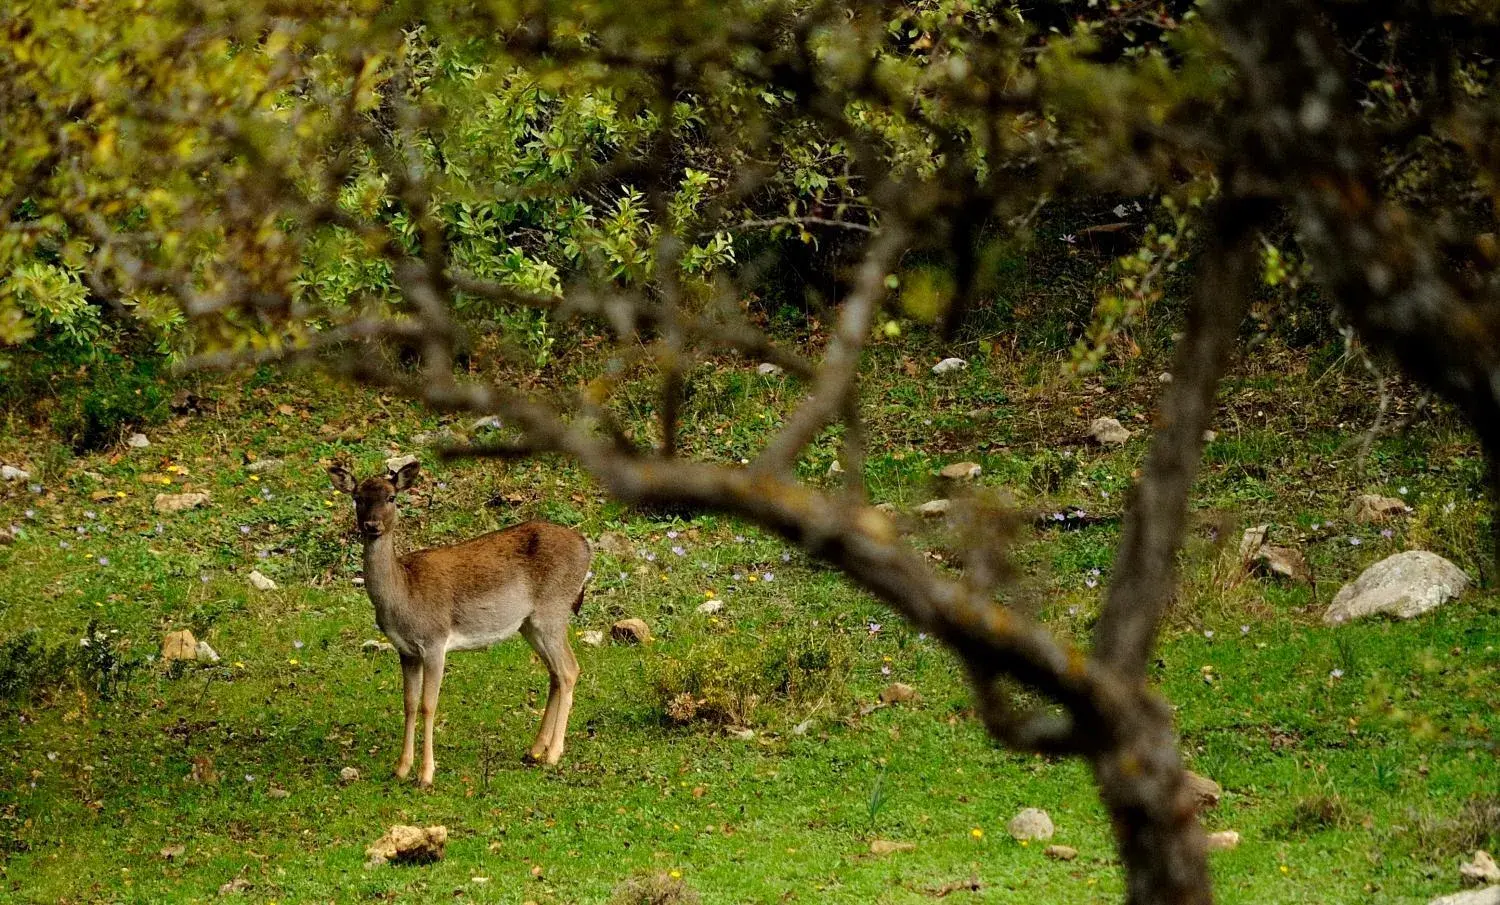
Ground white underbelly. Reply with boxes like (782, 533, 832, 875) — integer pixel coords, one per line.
(445, 623, 522, 652)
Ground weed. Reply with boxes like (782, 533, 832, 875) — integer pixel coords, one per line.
(646, 628, 850, 727)
(609, 872, 702, 905)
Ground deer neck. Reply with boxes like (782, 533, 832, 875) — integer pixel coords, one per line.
(362, 531, 410, 612)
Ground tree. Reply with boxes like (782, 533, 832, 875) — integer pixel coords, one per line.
(2, 2, 1497, 902)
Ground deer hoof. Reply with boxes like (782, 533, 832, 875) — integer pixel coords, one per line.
(394, 761, 412, 780)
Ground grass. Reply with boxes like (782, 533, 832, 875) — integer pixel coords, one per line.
(0, 337, 1497, 904)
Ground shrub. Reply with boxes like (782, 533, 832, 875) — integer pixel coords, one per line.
(609, 873, 701, 905)
(646, 627, 850, 727)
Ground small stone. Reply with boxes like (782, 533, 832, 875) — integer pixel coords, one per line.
(248, 570, 278, 591)
(917, 499, 951, 518)
(870, 840, 916, 855)
(1463, 852, 1500, 887)
(1089, 417, 1132, 445)
(245, 458, 284, 474)
(1204, 830, 1240, 852)
(931, 357, 968, 375)
(160, 844, 186, 861)
(267, 786, 290, 800)
(1431, 889, 1500, 905)
(1348, 493, 1410, 524)
(594, 531, 634, 559)
(361, 639, 395, 653)
(218, 877, 251, 895)
(1324, 550, 1469, 625)
(874, 502, 898, 514)
(879, 682, 917, 704)
(827, 459, 844, 476)
(756, 362, 784, 376)
(365, 824, 447, 867)
(154, 492, 211, 513)
(579, 630, 605, 647)
(1044, 844, 1078, 862)
(1, 464, 31, 481)
(385, 455, 419, 474)
(724, 726, 755, 741)
(791, 719, 814, 736)
(162, 629, 198, 662)
(1202, 430, 1217, 443)
(195, 641, 221, 663)
(1183, 771, 1222, 810)
(696, 599, 725, 615)
(611, 618, 652, 644)
(470, 415, 502, 431)
(339, 767, 361, 785)
(1007, 808, 1054, 842)
(127, 433, 150, 448)
(940, 462, 982, 481)
(1158, 372, 1173, 383)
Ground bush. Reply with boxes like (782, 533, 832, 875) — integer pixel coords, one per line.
(0, 334, 173, 452)
(0, 622, 147, 707)
(609, 873, 701, 905)
(645, 627, 850, 727)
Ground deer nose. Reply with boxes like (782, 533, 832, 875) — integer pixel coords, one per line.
(361, 520, 383, 534)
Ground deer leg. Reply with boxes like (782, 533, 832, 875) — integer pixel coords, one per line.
(417, 649, 446, 788)
(544, 642, 580, 765)
(396, 654, 421, 780)
(521, 620, 579, 765)
(519, 621, 562, 763)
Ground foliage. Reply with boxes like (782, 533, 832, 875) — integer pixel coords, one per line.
(646, 627, 850, 726)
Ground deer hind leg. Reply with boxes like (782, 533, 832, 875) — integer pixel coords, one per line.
(417, 649, 446, 788)
(396, 654, 422, 780)
(520, 619, 580, 765)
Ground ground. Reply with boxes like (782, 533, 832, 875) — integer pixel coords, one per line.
(0, 336, 1497, 904)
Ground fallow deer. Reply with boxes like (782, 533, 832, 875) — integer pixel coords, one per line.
(329, 460, 590, 787)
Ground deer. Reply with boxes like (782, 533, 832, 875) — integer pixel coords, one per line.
(329, 460, 591, 787)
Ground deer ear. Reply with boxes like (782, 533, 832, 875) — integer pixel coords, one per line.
(392, 460, 421, 491)
(328, 466, 356, 494)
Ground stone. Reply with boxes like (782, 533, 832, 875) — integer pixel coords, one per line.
(579, 630, 605, 647)
(127, 433, 150, 448)
(1431, 888, 1500, 905)
(1044, 844, 1078, 862)
(1239, 526, 1312, 584)
(245, 458, 284, 474)
(1204, 830, 1240, 852)
(931, 357, 968, 375)
(879, 682, 917, 704)
(160, 844, 186, 860)
(1007, 808, 1054, 842)
(361, 639, 395, 653)
(611, 618, 652, 644)
(384, 455, 419, 474)
(365, 824, 447, 867)
(724, 726, 755, 741)
(1324, 551, 1470, 625)
(916, 499, 951, 518)
(1, 464, 31, 481)
(267, 786, 290, 800)
(940, 461, 982, 481)
(195, 641, 221, 663)
(827, 460, 844, 476)
(1348, 493, 1411, 524)
(339, 766, 361, 785)
(696, 599, 725, 615)
(248, 570, 278, 591)
(154, 492, 211, 513)
(1202, 430, 1217, 443)
(791, 719, 814, 736)
(870, 840, 916, 855)
(1183, 771, 1222, 810)
(594, 531, 634, 559)
(1089, 417, 1132, 446)
(162, 629, 198, 662)
(1158, 372, 1173, 383)
(470, 415, 502, 431)
(756, 362, 784, 375)
(1463, 852, 1500, 887)
(218, 877, 252, 895)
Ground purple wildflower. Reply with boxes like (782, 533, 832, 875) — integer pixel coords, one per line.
(868, 622, 882, 635)
(671, 545, 686, 557)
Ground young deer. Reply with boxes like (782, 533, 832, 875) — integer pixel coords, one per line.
(329, 461, 590, 786)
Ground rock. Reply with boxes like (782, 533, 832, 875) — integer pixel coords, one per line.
(1044, 844, 1078, 862)
(756, 362, 784, 375)
(1158, 372, 1173, 383)
(870, 839, 916, 855)
(1324, 550, 1470, 625)
(879, 682, 917, 704)
(916, 499, 951, 518)
(470, 415, 502, 431)
(1089, 417, 1132, 446)
(384, 455, 419, 474)
(1348, 493, 1411, 524)
(724, 726, 755, 741)
(412, 429, 454, 446)
(248, 570, 278, 591)
(579, 630, 605, 647)
(791, 719, 814, 736)
(611, 618, 652, 644)
(361, 639, 395, 653)
(1007, 808, 1054, 842)
(127, 433, 151, 448)
(339, 767, 361, 785)
(1, 464, 31, 481)
(827, 459, 844, 476)
(1431, 888, 1500, 905)
(1239, 526, 1312, 584)
(162, 630, 198, 662)
(1204, 830, 1240, 852)
(365, 824, 447, 867)
(931, 357, 968, 375)
(696, 599, 725, 615)
(0, 527, 14, 546)
(245, 458, 284, 474)
(195, 641, 221, 663)
(594, 531, 634, 559)
(160, 843, 186, 860)
(154, 492, 211, 513)
(1183, 771, 1222, 810)
(218, 877, 252, 895)
(940, 461, 982, 481)
(874, 502, 898, 514)
(1464, 852, 1500, 887)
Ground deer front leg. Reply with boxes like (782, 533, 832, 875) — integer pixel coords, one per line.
(396, 654, 421, 780)
(417, 649, 447, 788)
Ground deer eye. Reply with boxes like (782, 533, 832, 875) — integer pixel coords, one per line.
(387, 495, 396, 503)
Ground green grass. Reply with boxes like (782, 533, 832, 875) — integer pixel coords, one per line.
(0, 342, 1497, 903)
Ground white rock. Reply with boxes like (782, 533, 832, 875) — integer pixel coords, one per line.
(1463, 851, 1500, 887)
(579, 630, 605, 647)
(916, 499, 951, 518)
(470, 415, 502, 431)
(697, 599, 725, 615)
(1, 465, 32, 481)
(1007, 808, 1054, 841)
(384, 455, 419, 474)
(127, 433, 150, 448)
(724, 726, 755, 741)
(1324, 551, 1469, 625)
(1431, 888, 1500, 905)
(195, 640, 221, 663)
(1089, 417, 1132, 445)
(931, 357, 968, 375)
(245, 458, 284, 474)
(1158, 372, 1173, 383)
(826, 460, 844, 476)
(756, 362, 784, 376)
(1202, 430, 1217, 443)
(1205, 830, 1241, 852)
(248, 570, 278, 591)
(791, 719, 814, 736)
(339, 766, 361, 785)
(940, 462, 982, 481)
